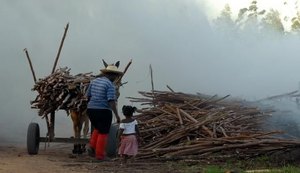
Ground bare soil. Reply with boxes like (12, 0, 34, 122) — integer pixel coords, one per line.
(0, 143, 182, 173)
(2, 143, 299, 173)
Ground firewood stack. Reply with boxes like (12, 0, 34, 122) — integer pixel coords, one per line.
(29, 59, 131, 118)
(128, 90, 300, 160)
(30, 67, 93, 117)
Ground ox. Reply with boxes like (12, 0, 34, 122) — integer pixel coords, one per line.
(70, 109, 89, 154)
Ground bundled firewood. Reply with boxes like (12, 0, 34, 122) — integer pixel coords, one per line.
(30, 67, 93, 117)
(128, 90, 300, 160)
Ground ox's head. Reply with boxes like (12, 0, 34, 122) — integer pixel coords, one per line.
(101, 59, 123, 98)
(102, 59, 120, 68)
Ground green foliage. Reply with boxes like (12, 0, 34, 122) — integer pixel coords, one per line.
(170, 160, 300, 173)
(291, 12, 300, 32)
(172, 162, 204, 173)
(261, 9, 285, 33)
(213, 0, 300, 36)
(281, 165, 300, 173)
(213, 4, 236, 35)
(202, 165, 225, 173)
(256, 155, 270, 162)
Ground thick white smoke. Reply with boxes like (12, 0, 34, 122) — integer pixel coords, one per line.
(1, 0, 300, 145)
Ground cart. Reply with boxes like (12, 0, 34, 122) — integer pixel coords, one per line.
(26, 111, 119, 156)
(24, 23, 129, 157)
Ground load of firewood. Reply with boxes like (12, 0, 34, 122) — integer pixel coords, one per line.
(128, 90, 300, 161)
(30, 67, 94, 117)
(30, 59, 132, 117)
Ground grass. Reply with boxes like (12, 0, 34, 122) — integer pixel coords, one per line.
(170, 156, 300, 173)
(177, 164, 300, 173)
(203, 165, 227, 173)
(172, 162, 226, 173)
(280, 165, 300, 173)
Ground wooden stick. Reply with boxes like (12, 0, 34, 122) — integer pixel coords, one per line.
(211, 94, 231, 103)
(257, 90, 298, 102)
(150, 64, 154, 92)
(23, 48, 37, 83)
(166, 85, 174, 92)
(176, 107, 184, 127)
(213, 123, 217, 138)
(51, 23, 69, 74)
(202, 125, 214, 137)
(121, 59, 132, 77)
(179, 109, 198, 123)
(149, 64, 156, 106)
(115, 59, 132, 85)
(219, 126, 229, 137)
(165, 140, 256, 157)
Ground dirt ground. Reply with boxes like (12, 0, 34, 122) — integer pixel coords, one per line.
(0, 143, 183, 173)
(3, 143, 300, 173)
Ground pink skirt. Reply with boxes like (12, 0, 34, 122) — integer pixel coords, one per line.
(118, 135, 138, 156)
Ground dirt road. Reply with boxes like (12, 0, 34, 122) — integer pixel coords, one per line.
(0, 143, 181, 173)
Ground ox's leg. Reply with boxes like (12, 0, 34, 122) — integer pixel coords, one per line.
(82, 115, 89, 139)
(78, 110, 89, 153)
(70, 110, 81, 154)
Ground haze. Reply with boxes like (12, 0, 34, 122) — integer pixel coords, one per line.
(1, 0, 300, 145)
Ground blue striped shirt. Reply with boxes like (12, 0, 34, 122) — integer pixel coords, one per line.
(86, 76, 116, 110)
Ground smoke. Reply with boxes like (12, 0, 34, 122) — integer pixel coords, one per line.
(1, 0, 300, 145)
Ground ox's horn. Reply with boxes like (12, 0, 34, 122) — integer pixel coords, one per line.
(115, 61, 120, 68)
(102, 59, 108, 67)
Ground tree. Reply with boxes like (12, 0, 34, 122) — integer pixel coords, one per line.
(261, 9, 285, 34)
(213, 0, 300, 36)
(291, 12, 300, 32)
(213, 4, 237, 36)
(236, 1, 264, 35)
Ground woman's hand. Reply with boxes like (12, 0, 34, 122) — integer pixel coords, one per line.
(116, 115, 121, 123)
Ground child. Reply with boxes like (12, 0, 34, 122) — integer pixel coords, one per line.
(117, 105, 141, 164)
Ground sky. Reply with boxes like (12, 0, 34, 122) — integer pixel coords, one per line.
(1, 0, 300, 145)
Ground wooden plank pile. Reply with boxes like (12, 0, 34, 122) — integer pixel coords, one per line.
(128, 90, 300, 160)
(30, 67, 93, 117)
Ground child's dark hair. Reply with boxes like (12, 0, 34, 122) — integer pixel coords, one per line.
(122, 105, 137, 116)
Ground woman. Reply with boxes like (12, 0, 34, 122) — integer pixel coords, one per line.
(86, 62, 122, 160)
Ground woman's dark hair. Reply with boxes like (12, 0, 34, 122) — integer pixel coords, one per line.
(122, 105, 137, 116)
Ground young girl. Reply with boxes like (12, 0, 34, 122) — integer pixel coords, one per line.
(117, 105, 141, 164)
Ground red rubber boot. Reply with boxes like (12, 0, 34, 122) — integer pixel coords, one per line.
(95, 133, 108, 160)
(88, 129, 98, 157)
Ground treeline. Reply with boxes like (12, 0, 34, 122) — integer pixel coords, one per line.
(213, 0, 300, 36)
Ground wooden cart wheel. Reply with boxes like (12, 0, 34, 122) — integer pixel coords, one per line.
(106, 123, 119, 157)
(27, 123, 40, 155)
